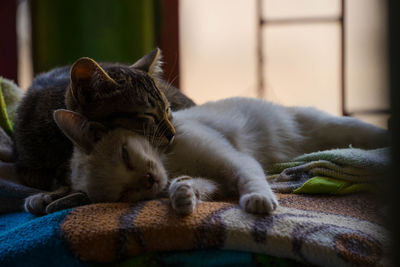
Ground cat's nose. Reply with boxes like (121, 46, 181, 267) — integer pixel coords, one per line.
(166, 132, 175, 144)
(163, 119, 176, 143)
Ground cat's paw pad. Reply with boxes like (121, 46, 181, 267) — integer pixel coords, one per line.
(24, 193, 53, 215)
(169, 177, 198, 215)
(240, 192, 278, 214)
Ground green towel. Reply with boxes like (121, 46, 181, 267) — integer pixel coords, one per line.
(0, 78, 13, 136)
(292, 176, 378, 194)
(267, 147, 390, 195)
(0, 77, 24, 136)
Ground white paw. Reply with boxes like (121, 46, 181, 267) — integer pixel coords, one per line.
(24, 193, 53, 215)
(169, 177, 198, 215)
(239, 192, 279, 214)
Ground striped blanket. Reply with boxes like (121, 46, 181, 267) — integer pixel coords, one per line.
(0, 193, 390, 266)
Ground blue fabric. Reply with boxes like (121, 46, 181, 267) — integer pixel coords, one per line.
(0, 210, 83, 267)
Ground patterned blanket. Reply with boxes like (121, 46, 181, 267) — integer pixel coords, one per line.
(0, 193, 390, 266)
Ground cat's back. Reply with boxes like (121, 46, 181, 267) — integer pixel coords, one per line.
(16, 66, 71, 131)
(30, 66, 70, 91)
(14, 66, 72, 171)
(173, 97, 290, 130)
(172, 97, 304, 163)
(16, 66, 72, 130)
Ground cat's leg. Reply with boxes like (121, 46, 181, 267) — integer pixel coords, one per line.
(188, 148, 277, 214)
(24, 186, 71, 215)
(170, 125, 279, 214)
(169, 176, 218, 215)
(292, 107, 390, 151)
(45, 191, 90, 214)
(228, 152, 279, 214)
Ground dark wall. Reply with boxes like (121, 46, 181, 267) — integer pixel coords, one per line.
(158, 0, 180, 88)
(0, 0, 18, 83)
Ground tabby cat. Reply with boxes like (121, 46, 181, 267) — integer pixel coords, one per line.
(14, 48, 194, 192)
(27, 97, 389, 215)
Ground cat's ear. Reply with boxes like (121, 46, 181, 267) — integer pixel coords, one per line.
(70, 57, 117, 101)
(130, 48, 163, 78)
(53, 109, 107, 154)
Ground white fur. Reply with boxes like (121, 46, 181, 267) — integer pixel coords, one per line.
(69, 97, 389, 215)
(70, 129, 168, 203)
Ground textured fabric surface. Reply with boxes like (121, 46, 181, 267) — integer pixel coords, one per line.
(293, 176, 377, 194)
(0, 193, 390, 266)
(294, 147, 390, 171)
(0, 207, 303, 267)
(0, 77, 23, 135)
(0, 77, 13, 136)
(60, 193, 390, 266)
(267, 147, 390, 194)
(0, 210, 82, 267)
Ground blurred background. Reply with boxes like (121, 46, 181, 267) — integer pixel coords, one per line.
(0, 0, 390, 128)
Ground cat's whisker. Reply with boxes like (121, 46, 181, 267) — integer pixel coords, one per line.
(153, 122, 171, 147)
(153, 117, 168, 146)
(157, 125, 169, 143)
(142, 124, 146, 136)
(167, 76, 178, 90)
(142, 124, 150, 142)
(151, 123, 161, 145)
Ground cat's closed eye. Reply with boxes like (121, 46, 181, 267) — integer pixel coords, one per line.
(143, 113, 157, 121)
(166, 107, 172, 118)
(121, 145, 134, 170)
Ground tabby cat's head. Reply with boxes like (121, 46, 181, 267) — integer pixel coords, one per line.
(54, 110, 167, 203)
(65, 48, 174, 146)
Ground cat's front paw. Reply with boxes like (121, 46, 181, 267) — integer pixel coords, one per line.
(169, 176, 198, 215)
(240, 192, 278, 214)
(24, 193, 53, 215)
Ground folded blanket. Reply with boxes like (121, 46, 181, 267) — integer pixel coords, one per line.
(0, 193, 390, 267)
(267, 147, 390, 195)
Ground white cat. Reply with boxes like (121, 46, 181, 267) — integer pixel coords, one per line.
(26, 97, 389, 215)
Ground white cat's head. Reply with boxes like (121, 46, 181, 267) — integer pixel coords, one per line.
(53, 109, 168, 203)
